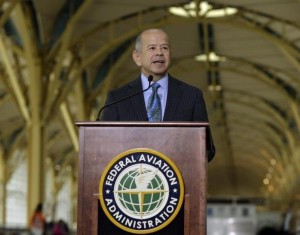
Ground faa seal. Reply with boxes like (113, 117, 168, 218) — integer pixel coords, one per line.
(99, 148, 185, 234)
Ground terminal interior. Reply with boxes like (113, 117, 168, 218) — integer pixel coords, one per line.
(0, 0, 300, 234)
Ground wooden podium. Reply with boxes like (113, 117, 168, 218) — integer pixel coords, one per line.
(76, 122, 208, 235)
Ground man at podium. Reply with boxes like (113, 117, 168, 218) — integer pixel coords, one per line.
(98, 28, 215, 235)
(100, 28, 215, 161)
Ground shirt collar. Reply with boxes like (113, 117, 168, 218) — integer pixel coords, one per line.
(141, 73, 168, 90)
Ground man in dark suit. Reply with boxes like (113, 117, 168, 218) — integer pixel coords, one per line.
(100, 28, 215, 235)
(101, 28, 215, 161)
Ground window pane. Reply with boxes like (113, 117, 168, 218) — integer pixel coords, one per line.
(6, 158, 28, 227)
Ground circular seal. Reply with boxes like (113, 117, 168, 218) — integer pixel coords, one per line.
(99, 148, 185, 234)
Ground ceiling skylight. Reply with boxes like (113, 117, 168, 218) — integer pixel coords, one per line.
(195, 52, 226, 62)
(169, 1, 237, 18)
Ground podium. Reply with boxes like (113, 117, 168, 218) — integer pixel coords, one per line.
(76, 122, 208, 235)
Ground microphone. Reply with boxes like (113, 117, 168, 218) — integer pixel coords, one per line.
(96, 75, 154, 121)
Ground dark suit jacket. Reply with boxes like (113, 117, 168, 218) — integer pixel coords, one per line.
(101, 75, 215, 161)
(100, 75, 215, 234)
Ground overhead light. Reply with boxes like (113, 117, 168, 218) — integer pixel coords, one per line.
(263, 178, 269, 185)
(195, 52, 226, 62)
(270, 159, 277, 166)
(55, 164, 61, 171)
(208, 84, 222, 92)
(169, 1, 237, 18)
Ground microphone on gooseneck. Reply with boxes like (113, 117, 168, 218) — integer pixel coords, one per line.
(96, 75, 154, 121)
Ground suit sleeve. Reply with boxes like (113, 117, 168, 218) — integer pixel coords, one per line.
(194, 90, 216, 162)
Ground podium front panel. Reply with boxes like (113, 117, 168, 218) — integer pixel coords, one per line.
(76, 122, 207, 235)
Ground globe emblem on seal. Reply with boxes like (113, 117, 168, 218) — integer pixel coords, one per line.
(99, 148, 185, 234)
(115, 164, 169, 219)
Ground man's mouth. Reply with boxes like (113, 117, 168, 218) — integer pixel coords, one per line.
(153, 60, 165, 64)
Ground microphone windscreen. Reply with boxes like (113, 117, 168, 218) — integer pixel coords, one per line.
(148, 75, 153, 82)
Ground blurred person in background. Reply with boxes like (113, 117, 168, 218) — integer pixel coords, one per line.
(29, 203, 46, 235)
(52, 219, 69, 235)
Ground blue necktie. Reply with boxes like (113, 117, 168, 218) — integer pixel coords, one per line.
(147, 83, 162, 122)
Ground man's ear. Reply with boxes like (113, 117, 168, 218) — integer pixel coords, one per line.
(132, 50, 142, 67)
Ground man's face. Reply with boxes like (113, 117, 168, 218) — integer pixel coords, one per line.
(133, 30, 171, 80)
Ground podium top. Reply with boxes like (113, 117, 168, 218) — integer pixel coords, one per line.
(76, 121, 210, 128)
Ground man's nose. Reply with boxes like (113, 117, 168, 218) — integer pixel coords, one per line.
(155, 48, 163, 55)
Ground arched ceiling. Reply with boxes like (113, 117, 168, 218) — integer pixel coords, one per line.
(0, 0, 300, 207)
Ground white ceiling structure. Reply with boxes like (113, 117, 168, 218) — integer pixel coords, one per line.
(0, 0, 300, 209)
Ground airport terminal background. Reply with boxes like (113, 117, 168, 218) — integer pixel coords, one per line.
(0, 160, 296, 234)
(1, 0, 300, 234)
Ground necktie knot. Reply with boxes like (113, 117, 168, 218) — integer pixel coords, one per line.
(147, 83, 162, 122)
(152, 82, 160, 92)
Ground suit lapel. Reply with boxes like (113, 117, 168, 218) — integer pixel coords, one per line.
(127, 78, 148, 121)
(164, 76, 183, 121)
